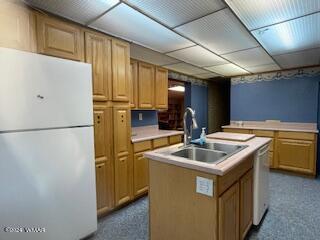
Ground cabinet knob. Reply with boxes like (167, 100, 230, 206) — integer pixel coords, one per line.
(37, 94, 44, 99)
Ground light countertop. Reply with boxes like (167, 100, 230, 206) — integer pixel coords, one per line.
(144, 136, 271, 176)
(131, 125, 183, 143)
(207, 132, 255, 141)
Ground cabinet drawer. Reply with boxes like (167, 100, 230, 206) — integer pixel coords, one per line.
(169, 135, 182, 145)
(133, 140, 152, 153)
(252, 130, 275, 137)
(278, 131, 315, 140)
(153, 137, 169, 149)
(223, 128, 251, 134)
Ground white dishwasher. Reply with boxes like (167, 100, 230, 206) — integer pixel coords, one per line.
(253, 143, 270, 225)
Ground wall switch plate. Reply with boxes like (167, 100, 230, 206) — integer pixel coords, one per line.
(196, 176, 213, 197)
(139, 113, 143, 121)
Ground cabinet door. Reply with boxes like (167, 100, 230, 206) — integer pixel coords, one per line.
(112, 39, 130, 102)
(219, 182, 239, 240)
(85, 32, 112, 101)
(129, 59, 138, 108)
(277, 139, 315, 175)
(138, 62, 155, 109)
(113, 105, 132, 206)
(155, 67, 168, 109)
(239, 170, 253, 240)
(37, 14, 84, 61)
(93, 104, 114, 215)
(133, 152, 149, 197)
(0, 1, 36, 52)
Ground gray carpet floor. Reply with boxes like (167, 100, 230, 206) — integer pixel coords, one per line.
(90, 171, 320, 240)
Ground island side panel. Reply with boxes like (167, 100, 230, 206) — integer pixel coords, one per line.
(149, 160, 218, 240)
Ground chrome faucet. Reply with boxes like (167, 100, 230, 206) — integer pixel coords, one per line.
(183, 107, 198, 147)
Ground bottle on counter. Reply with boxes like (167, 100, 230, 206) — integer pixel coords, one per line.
(199, 127, 207, 145)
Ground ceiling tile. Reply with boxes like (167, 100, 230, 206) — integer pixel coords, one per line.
(205, 63, 249, 76)
(193, 72, 221, 79)
(252, 13, 320, 55)
(126, 0, 225, 28)
(25, 0, 119, 24)
(222, 47, 276, 68)
(164, 63, 208, 75)
(167, 45, 227, 67)
(130, 43, 180, 66)
(245, 63, 281, 73)
(225, 0, 320, 30)
(90, 3, 194, 53)
(175, 9, 259, 55)
(274, 48, 320, 69)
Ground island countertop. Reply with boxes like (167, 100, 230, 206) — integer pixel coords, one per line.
(144, 136, 271, 176)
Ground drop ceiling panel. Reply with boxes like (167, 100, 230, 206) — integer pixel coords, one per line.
(90, 3, 194, 53)
(126, 0, 225, 28)
(25, 0, 119, 24)
(130, 43, 180, 66)
(252, 13, 320, 55)
(245, 63, 281, 73)
(205, 63, 249, 76)
(167, 46, 227, 67)
(175, 9, 259, 55)
(274, 48, 320, 69)
(194, 72, 220, 79)
(225, 0, 320, 30)
(222, 47, 276, 68)
(164, 63, 208, 75)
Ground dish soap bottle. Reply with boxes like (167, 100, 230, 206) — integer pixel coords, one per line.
(199, 127, 206, 145)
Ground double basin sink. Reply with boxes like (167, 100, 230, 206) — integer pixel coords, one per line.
(170, 142, 248, 164)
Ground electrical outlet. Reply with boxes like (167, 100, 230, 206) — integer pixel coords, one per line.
(139, 113, 143, 121)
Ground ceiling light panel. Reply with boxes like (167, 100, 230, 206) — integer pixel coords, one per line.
(193, 72, 220, 79)
(274, 48, 320, 69)
(90, 3, 194, 53)
(175, 9, 259, 55)
(252, 13, 320, 55)
(130, 43, 180, 66)
(245, 63, 281, 73)
(164, 63, 208, 75)
(225, 0, 320, 30)
(222, 47, 276, 68)
(125, 0, 225, 28)
(167, 45, 227, 67)
(25, 0, 119, 24)
(205, 63, 249, 76)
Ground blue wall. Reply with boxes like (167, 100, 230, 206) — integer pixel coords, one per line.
(231, 75, 320, 122)
(131, 110, 158, 127)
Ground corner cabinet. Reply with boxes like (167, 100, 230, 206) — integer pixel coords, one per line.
(36, 14, 84, 61)
(138, 62, 155, 109)
(85, 31, 112, 101)
(113, 104, 133, 206)
(155, 67, 168, 109)
(0, 1, 37, 52)
(112, 40, 130, 102)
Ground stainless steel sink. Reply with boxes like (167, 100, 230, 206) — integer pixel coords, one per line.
(169, 143, 248, 164)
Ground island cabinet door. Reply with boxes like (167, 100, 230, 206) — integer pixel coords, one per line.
(239, 169, 253, 240)
(219, 182, 240, 240)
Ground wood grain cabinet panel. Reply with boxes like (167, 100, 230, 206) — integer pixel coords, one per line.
(239, 169, 253, 240)
(36, 14, 84, 61)
(133, 152, 149, 197)
(219, 182, 240, 240)
(155, 67, 168, 109)
(277, 139, 315, 175)
(138, 62, 155, 109)
(0, 1, 37, 52)
(113, 105, 133, 206)
(85, 32, 112, 101)
(129, 59, 138, 108)
(112, 39, 130, 102)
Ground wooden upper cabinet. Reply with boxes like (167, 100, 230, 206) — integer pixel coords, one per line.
(155, 67, 168, 109)
(0, 1, 36, 52)
(138, 62, 155, 109)
(85, 32, 112, 101)
(129, 59, 138, 108)
(36, 14, 84, 61)
(112, 39, 130, 102)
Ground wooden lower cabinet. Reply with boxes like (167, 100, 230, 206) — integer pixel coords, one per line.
(219, 182, 240, 240)
(133, 152, 149, 196)
(277, 138, 315, 175)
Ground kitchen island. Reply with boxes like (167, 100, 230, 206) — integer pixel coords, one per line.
(145, 136, 271, 240)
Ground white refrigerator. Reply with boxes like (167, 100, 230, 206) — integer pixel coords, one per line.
(0, 48, 97, 240)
